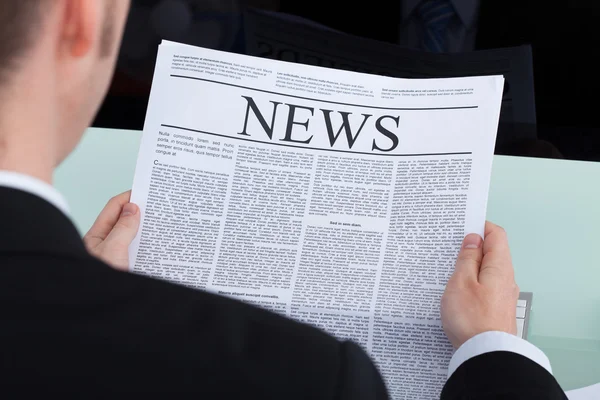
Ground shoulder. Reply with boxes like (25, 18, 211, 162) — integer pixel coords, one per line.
(2, 254, 388, 398)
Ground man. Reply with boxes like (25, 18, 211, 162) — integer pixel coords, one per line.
(0, 1, 566, 398)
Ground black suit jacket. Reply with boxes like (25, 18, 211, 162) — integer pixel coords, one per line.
(0, 187, 566, 398)
(477, 0, 600, 160)
(278, 0, 600, 160)
(279, 0, 599, 123)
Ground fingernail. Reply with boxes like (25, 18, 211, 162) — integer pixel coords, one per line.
(463, 233, 482, 249)
(121, 203, 137, 217)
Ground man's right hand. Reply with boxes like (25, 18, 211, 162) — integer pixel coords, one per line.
(441, 222, 519, 348)
(83, 191, 140, 272)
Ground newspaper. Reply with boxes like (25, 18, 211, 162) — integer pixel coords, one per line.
(129, 40, 504, 399)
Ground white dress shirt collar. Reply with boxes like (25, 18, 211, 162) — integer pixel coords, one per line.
(0, 171, 70, 217)
(402, 0, 480, 29)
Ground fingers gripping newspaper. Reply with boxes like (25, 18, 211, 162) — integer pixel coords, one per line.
(129, 40, 504, 399)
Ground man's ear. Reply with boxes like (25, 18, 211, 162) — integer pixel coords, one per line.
(60, 0, 98, 58)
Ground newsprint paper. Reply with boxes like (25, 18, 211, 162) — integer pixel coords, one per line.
(129, 40, 504, 399)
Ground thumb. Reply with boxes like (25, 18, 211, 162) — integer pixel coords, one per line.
(103, 203, 141, 260)
(453, 233, 484, 281)
(479, 223, 514, 286)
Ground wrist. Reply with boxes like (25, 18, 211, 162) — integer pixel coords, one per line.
(448, 331, 553, 378)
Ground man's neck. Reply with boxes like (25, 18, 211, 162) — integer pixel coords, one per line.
(0, 84, 58, 185)
(0, 137, 55, 184)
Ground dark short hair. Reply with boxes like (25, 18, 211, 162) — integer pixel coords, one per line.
(0, 1, 45, 83)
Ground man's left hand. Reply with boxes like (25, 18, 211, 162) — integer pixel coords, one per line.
(84, 191, 140, 271)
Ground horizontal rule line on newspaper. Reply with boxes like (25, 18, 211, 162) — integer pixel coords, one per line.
(160, 124, 473, 157)
(169, 74, 479, 112)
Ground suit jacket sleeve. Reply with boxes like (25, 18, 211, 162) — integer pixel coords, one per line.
(441, 351, 567, 399)
(337, 341, 389, 400)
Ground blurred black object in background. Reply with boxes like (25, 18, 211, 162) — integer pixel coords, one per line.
(94, 0, 600, 162)
(95, 0, 244, 130)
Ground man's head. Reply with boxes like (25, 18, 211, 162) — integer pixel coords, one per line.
(0, 0, 131, 180)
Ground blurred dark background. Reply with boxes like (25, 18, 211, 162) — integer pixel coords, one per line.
(94, 0, 600, 162)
